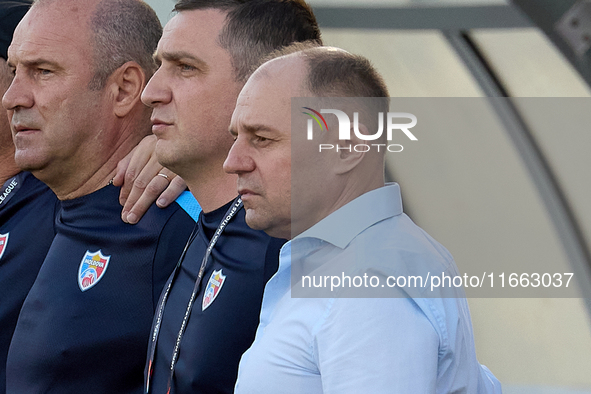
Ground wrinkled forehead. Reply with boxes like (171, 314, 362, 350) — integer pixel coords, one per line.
(9, 2, 93, 59)
(230, 57, 310, 141)
(241, 55, 309, 105)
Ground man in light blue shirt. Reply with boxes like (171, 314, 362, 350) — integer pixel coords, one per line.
(224, 45, 501, 393)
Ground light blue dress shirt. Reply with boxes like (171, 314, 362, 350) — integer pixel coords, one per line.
(235, 184, 501, 393)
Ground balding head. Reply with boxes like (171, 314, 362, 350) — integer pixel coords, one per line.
(31, 0, 161, 90)
(223, 52, 309, 239)
(3, 0, 161, 199)
(225, 46, 389, 239)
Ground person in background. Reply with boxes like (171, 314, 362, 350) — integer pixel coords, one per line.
(4, 0, 196, 392)
(0, 3, 57, 394)
(139, 0, 321, 392)
(224, 45, 503, 393)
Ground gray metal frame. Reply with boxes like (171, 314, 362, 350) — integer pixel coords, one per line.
(313, 4, 531, 29)
(314, 4, 591, 309)
(512, 0, 591, 88)
(445, 31, 591, 311)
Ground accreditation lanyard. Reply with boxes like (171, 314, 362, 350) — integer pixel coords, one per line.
(145, 197, 243, 394)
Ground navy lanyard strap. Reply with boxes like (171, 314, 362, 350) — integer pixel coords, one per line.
(145, 196, 243, 394)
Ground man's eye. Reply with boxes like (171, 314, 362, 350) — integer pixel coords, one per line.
(39, 68, 52, 75)
(179, 64, 196, 72)
(254, 136, 274, 146)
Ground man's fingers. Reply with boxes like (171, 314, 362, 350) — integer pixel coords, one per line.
(156, 175, 187, 208)
(121, 180, 147, 222)
(117, 135, 157, 205)
(113, 151, 133, 189)
(123, 168, 176, 224)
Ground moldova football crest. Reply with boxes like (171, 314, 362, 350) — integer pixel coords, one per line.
(202, 269, 226, 311)
(0, 233, 8, 261)
(78, 250, 110, 292)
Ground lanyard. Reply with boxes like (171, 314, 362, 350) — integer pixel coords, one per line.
(0, 173, 24, 210)
(145, 197, 243, 394)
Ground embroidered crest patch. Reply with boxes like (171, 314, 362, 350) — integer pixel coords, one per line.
(202, 269, 226, 311)
(0, 233, 8, 261)
(78, 250, 110, 292)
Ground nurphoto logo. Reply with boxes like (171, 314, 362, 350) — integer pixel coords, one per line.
(302, 107, 418, 152)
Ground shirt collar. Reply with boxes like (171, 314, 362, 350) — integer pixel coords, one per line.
(295, 183, 403, 249)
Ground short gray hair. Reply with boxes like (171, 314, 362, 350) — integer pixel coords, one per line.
(266, 45, 390, 142)
(32, 0, 162, 90)
(88, 0, 162, 90)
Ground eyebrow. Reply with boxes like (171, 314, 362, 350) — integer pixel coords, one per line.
(7, 58, 61, 70)
(244, 124, 276, 133)
(154, 50, 209, 72)
(229, 123, 277, 137)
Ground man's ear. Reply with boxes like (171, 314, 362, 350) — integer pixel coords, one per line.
(108, 61, 146, 118)
(333, 123, 368, 175)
